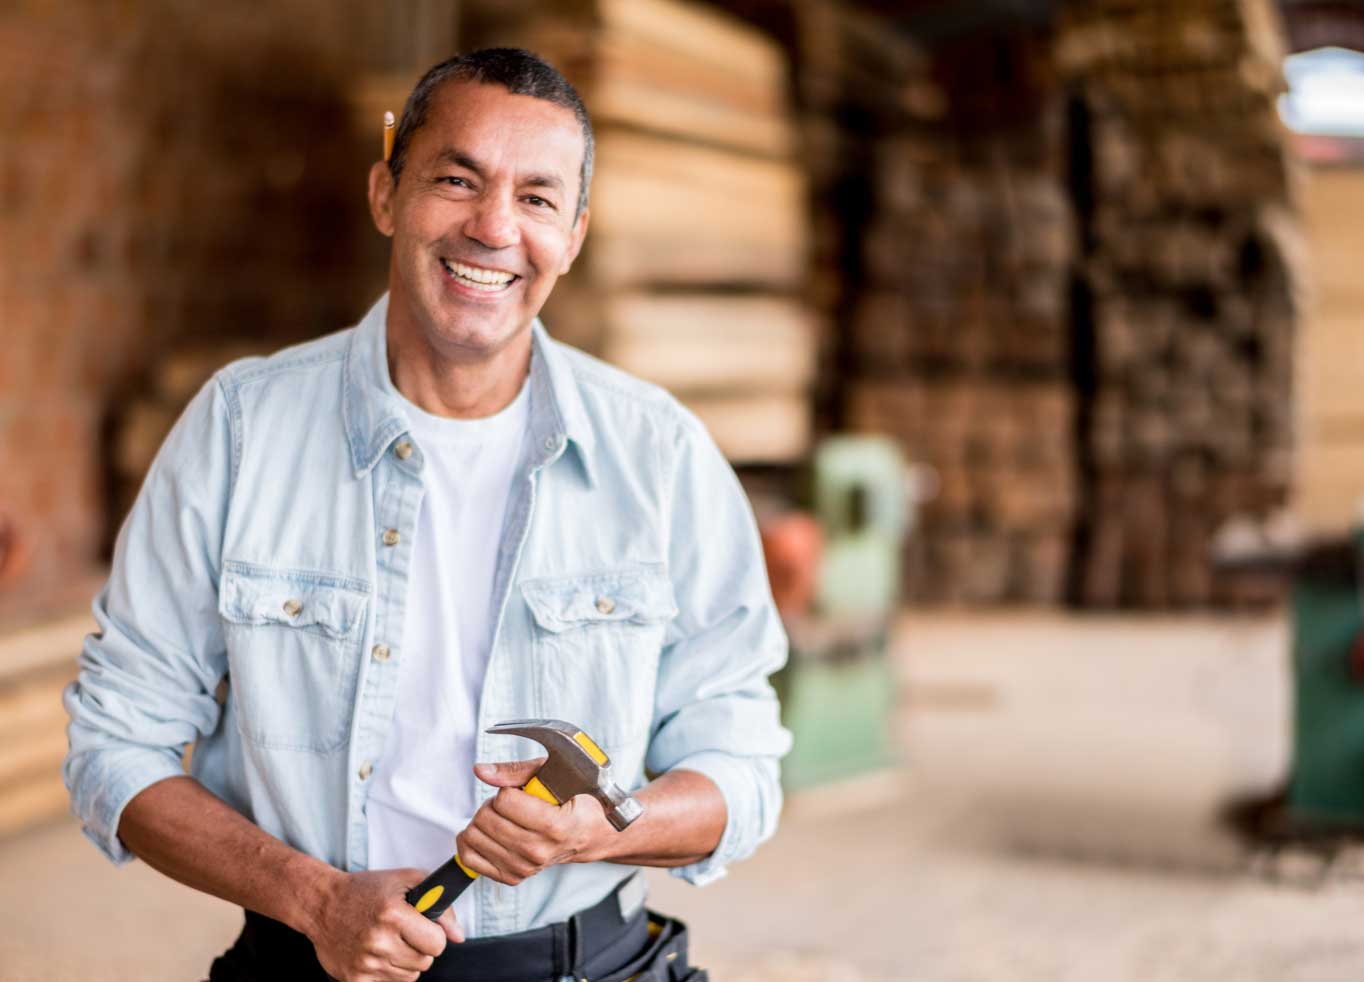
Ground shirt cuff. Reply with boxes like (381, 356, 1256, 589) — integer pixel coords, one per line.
(665, 750, 779, 887)
(66, 745, 187, 865)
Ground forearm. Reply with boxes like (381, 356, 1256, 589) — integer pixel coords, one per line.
(584, 769, 726, 868)
(117, 775, 340, 937)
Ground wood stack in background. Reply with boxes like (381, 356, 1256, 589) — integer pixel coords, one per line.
(478, 0, 816, 464)
(846, 151, 1078, 602)
(774, 0, 946, 432)
(790, 4, 1077, 603)
(1057, 0, 1301, 607)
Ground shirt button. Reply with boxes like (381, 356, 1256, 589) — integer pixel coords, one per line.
(358, 761, 373, 781)
(372, 643, 391, 662)
(382, 529, 400, 547)
(543, 435, 558, 452)
(282, 598, 303, 617)
(595, 596, 616, 615)
(394, 441, 414, 461)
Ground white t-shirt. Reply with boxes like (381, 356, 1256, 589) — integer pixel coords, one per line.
(367, 378, 530, 933)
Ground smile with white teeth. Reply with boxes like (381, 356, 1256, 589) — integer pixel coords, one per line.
(440, 258, 517, 291)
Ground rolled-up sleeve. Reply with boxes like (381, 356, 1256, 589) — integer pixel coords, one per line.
(645, 411, 793, 886)
(62, 377, 234, 864)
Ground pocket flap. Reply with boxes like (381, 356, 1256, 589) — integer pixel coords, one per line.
(219, 563, 368, 640)
(520, 566, 677, 633)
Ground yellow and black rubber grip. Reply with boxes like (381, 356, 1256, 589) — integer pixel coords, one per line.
(405, 776, 562, 920)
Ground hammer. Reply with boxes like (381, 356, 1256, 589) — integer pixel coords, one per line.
(405, 718, 644, 919)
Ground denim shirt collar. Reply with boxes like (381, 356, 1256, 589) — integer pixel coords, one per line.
(342, 293, 597, 485)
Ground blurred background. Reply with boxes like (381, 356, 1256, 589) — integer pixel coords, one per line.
(3, 0, 1364, 978)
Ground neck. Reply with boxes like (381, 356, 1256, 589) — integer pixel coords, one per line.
(386, 321, 532, 420)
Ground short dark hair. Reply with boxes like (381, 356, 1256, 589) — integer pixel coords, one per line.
(388, 48, 594, 219)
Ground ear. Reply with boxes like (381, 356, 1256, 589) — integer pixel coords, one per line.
(560, 207, 590, 274)
(367, 161, 396, 237)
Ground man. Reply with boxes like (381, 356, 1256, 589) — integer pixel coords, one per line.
(62, 49, 790, 982)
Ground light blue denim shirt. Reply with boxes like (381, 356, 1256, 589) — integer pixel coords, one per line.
(63, 293, 792, 938)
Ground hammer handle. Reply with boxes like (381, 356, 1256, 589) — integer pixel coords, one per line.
(405, 776, 561, 919)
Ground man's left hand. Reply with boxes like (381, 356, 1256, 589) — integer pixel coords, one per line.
(455, 758, 614, 885)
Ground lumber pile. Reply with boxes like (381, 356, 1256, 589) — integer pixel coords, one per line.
(792, 5, 1076, 603)
(480, 0, 815, 464)
(846, 141, 1078, 604)
(1057, 0, 1300, 606)
(784, 0, 944, 423)
(849, 379, 1074, 602)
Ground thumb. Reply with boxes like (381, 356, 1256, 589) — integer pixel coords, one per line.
(474, 756, 547, 788)
(437, 906, 465, 944)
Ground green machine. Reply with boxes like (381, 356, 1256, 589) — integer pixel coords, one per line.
(773, 436, 912, 790)
(1287, 529, 1364, 827)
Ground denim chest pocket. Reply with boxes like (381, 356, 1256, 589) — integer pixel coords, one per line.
(520, 566, 677, 750)
(218, 562, 369, 752)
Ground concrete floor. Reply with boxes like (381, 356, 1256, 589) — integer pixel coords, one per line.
(8, 611, 1364, 981)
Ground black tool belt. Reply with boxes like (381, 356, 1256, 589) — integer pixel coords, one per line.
(208, 875, 707, 982)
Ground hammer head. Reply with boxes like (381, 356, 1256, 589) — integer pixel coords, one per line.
(486, 718, 644, 832)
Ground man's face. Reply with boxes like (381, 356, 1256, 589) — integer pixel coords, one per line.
(369, 81, 589, 361)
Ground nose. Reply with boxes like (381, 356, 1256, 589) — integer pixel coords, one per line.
(463, 189, 519, 251)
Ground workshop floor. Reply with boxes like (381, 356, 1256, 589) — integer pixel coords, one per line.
(8, 610, 1364, 981)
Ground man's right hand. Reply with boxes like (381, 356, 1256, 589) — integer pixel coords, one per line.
(308, 868, 464, 982)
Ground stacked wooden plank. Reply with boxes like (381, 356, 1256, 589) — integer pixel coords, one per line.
(849, 147, 1078, 604)
(782, 0, 944, 427)
(787, 6, 1077, 604)
(1057, 0, 1300, 607)
(1295, 168, 1364, 532)
(848, 379, 1074, 602)
(482, 0, 816, 464)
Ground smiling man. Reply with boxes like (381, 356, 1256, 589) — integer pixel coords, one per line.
(63, 49, 790, 982)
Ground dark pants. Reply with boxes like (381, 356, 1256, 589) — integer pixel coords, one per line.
(206, 905, 707, 982)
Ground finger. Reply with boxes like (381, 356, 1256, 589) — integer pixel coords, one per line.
(473, 756, 547, 788)
(357, 945, 421, 982)
(488, 784, 563, 829)
(396, 909, 448, 959)
(382, 946, 433, 977)
(378, 964, 422, 982)
(458, 823, 541, 883)
(437, 907, 465, 944)
(474, 795, 574, 866)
